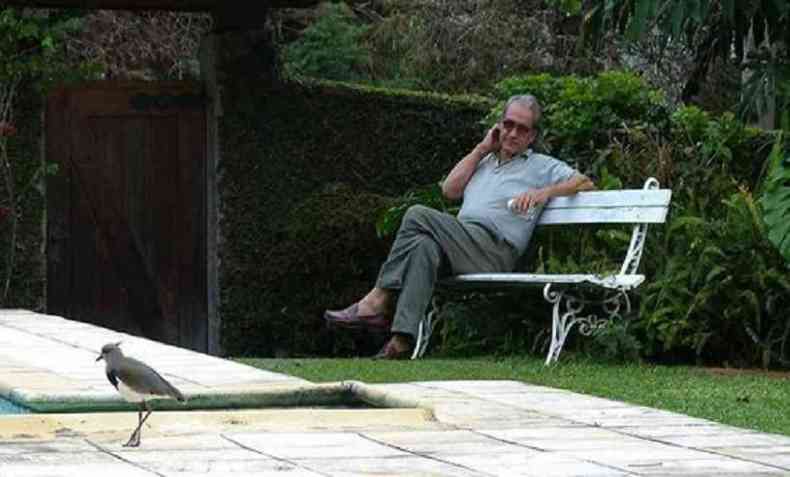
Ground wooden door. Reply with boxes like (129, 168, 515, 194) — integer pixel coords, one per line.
(46, 82, 207, 351)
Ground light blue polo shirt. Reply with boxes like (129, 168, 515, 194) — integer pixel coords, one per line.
(457, 150, 579, 255)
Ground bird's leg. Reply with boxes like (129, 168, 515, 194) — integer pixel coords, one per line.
(123, 407, 143, 447)
(124, 403, 150, 447)
(131, 401, 153, 447)
(138, 401, 153, 430)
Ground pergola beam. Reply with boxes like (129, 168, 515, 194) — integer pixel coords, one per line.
(0, 0, 320, 11)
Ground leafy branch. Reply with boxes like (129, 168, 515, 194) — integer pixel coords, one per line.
(760, 131, 790, 263)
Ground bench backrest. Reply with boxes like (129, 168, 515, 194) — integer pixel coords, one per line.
(536, 178, 672, 276)
(538, 189, 672, 225)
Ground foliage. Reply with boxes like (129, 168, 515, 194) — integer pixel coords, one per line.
(0, 8, 91, 305)
(608, 107, 782, 367)
(579, 0, 790, 125)
(485, 71, 667, 161)
(582, 0, 790, 64)
(589, 321, 643, 363)
(282, 2, 370, 82)
(760, 132, 790, 263)
(670, 106, 764, 183)
(426, 291, 550, 358)
(641, 188, 790, 367)
(277, 0, 607, 93)
(545, 0, 582, 15)
(222, 185, 393, 357)
(375, 182, 456, 238)
(380, 0, 568, 93)
(219, 79, 490, 356)
(739, 61, 790, 129)
(278, 0, 778, 112)
(64, 10, 211, 80)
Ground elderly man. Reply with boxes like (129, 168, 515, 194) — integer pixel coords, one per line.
(324, 94, 595, 359)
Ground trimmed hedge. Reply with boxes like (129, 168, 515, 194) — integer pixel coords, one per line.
(218, 79, 493, 356)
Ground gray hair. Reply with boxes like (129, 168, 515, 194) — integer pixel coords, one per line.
(501, 94, 542, 126)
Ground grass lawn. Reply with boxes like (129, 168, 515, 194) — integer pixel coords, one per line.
(237, 355, 790, 437)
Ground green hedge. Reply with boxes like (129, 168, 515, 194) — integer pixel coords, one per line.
(218, 79, 493, 356)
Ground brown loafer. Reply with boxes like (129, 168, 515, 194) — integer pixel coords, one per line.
(324, 303, 391, 331)
(372, 338, 412, 360)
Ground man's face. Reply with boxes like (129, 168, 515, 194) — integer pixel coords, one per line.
(499, 102, 537, 157)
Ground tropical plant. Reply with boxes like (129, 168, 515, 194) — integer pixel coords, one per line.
(641, 187, 790, 367)
(578, 0, 790, 126)
(760, 132, 790, 263)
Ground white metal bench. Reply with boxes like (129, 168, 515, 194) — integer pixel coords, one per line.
(412, 177, 672, 364)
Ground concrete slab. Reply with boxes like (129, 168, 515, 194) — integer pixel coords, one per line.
(0, 310, 789, 476)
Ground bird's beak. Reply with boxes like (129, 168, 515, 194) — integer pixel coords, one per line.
(96, 355, 103, 362)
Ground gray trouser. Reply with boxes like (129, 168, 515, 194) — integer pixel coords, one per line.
(375, 205, 519, 339)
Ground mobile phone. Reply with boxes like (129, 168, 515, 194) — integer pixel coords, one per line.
(492, 127, 501, 144)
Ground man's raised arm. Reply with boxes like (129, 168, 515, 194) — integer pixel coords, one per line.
(442, 127, 499, 200)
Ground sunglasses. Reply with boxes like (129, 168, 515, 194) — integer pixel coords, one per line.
(501, 118, 533, 136)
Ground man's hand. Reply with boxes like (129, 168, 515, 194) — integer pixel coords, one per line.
(477, 125, 502, 156)
(510, 188, 551, 214)
(442, 126, 502, 200)
(510, 174, 595, 214)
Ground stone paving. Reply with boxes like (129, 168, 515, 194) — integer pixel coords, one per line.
(0, 309, 789, 476)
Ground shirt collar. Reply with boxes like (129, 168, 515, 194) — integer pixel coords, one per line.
(495, 148, 532, 167)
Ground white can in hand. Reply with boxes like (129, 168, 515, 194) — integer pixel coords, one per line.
(507, 198, 540, 220)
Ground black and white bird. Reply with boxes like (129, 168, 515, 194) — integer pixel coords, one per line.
(96, 342, 186, 447)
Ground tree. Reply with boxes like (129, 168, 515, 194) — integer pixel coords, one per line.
(573, 0, 790, 266)
(282, 2, 370, 81)
(578, 0, 790, 122)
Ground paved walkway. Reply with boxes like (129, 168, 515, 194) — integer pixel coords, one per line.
(0, 309, 789, 476)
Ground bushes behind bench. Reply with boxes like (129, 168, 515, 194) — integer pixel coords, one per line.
(381, 72, 789, 367)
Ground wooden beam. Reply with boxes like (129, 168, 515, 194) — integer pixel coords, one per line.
(0, 0, 320, 11)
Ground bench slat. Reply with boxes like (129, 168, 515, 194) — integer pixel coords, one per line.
(443, 273, 645, 290)
(536, 189, 672, 225)
(543, 189, 671, 208)
(538, 206, 668, 224)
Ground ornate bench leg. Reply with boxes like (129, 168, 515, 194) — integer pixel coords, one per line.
(543, 284, 585, 365)
(412, 296, 441, 360)
(542, 285, 632, 365)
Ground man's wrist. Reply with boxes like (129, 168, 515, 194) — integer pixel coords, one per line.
(472, 144, 490, 159)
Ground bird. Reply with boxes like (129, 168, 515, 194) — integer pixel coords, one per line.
(96, 342, 186, 447)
